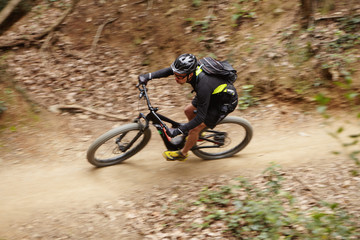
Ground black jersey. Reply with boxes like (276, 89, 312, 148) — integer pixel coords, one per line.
(150, 66, 236, 133)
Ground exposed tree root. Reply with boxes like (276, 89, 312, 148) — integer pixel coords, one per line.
(48, 104, 129, 121)
(91, 17, 119, 54)
(314, 13, 360, 23)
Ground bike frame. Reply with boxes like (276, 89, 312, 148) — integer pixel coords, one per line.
(133, 84, 226, 152)
(135, 84, 186, 151)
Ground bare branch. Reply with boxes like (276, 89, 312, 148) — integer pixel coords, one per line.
(0, 0, 22, 26)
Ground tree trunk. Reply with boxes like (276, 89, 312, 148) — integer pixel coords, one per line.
(0, 0, 22, 26)
(300, 0, 314, 28)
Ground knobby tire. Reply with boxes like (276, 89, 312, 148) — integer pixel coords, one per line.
(87, 122, 151, 167)
(191, 116, 253, 160)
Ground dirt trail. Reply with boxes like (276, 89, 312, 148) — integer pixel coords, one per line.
(0, 106, 349, 237)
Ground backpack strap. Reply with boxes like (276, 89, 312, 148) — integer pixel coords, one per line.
(196, 65, 203, 81)
(196, 65, 231, 95)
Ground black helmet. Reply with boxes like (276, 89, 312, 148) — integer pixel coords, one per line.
(171, 53, 198, 75)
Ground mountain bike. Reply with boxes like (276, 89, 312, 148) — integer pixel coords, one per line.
(86, 83, 253, 167)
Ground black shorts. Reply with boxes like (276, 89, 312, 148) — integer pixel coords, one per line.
(192, 86, 238, 128)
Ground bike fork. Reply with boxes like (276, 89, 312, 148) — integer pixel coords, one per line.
(116, 130, 144, 152)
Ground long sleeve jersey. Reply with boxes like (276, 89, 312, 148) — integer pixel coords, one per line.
(149, 66, 233, 133)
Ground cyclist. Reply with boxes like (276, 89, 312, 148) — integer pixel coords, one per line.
(138, 53, 238, 161)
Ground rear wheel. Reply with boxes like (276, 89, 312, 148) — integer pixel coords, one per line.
(191, 116, 252, 160)
(87, 123, 151, 167)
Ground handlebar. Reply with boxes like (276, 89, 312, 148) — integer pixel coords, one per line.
(135, 83, 172, 135)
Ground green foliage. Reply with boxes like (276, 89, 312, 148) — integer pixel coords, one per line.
(329, 32, 360, 52)
(315, 57, 359, 168)
(286, 40, 314, 67)
(307, 202, 358, 239)
(169, 200, 188, 216)
(303, 15, 359, 88)
(320, 16, 360, 81)
(262, 163, 283, 194)
(339, 16, 360, 33)
(232, 8, 256, 26)
(238, 85, 258, 110)
(328, 126, 360, 167)
(0, 87, 14, 118)
(314, 93, 331, 115)
(315, 87, 360, 167)
(197, 185, 233, 207)
(0, 100, 6, 116)
(195, 164, 360, 239)
(232, 0, 258, 27)
(192, 0, 202, 7)
(9, 125, 17, 132)
(133, 36, 142, 45)
(186, 15, 216, 33)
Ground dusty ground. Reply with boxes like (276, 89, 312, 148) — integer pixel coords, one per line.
(1, 101, 359, 239)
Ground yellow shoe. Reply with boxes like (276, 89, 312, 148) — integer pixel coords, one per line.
(162, 150, 188, 161)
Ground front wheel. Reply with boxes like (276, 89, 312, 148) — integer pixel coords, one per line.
(87, 123, 151, 167)
(191, 116, 253, 160)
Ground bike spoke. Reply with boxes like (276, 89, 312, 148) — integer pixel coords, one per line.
(94, 129, 145, 162)
(193, 119, 250, 157)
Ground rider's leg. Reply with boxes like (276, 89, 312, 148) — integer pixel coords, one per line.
(181, 123, 206, 156)
(184, 103, 197, 121)
(183, 103, 207, 155)
(162, 103, 201, 161)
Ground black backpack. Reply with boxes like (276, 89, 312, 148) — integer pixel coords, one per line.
(198, 57, 237, 83)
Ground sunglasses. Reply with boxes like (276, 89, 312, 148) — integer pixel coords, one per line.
(174, 73, 188, 80)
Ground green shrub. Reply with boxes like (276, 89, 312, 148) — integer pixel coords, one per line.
(238, 85, 258, 110)
(195, 164, 360, 239)
(232, 0, 258, 27)
(192, 0, 202, 7)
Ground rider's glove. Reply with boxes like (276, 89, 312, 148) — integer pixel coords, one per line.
(138, 73, 151, 85)
(166, 128, 183, 138)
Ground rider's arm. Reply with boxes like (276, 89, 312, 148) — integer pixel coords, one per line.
(140, 67, 173, 82)
(179, 82, 212, 133)
(150, 67, 173, 79)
